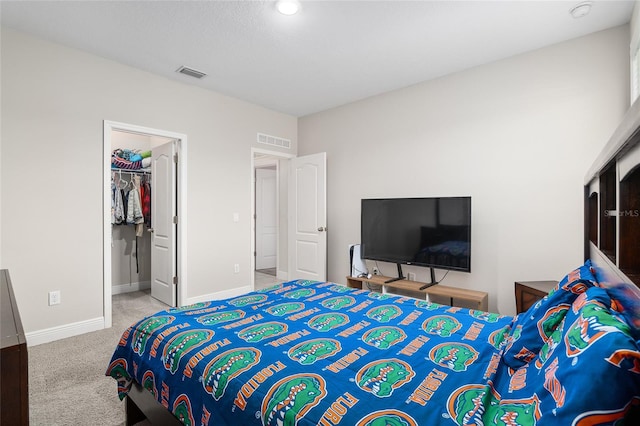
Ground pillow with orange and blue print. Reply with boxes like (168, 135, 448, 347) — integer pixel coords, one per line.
(502, 260, 597, 368)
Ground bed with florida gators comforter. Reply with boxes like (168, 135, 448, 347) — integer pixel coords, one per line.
(106, 261, 640, 425)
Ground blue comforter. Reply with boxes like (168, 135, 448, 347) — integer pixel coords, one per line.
(107, 265, 640, 425)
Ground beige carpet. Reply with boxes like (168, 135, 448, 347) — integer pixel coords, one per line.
(255, 267, 276, 276)
(28, 290, 167, 425)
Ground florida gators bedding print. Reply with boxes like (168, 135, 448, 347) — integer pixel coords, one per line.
(107, 270, 640, 425)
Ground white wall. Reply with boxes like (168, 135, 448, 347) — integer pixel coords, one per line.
(0, 28, 297, 339)
(298, 26, 630, 315)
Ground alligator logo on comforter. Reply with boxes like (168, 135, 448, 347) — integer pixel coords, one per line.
(168, 302, 210, 313)
(469, 310, 503, 323)
(162, 329, 215, 374)
(141, 370, 157, 398)
(535, 327, 563, 369)
(307, 313, 349, 332)
(447, 383, 541, 426)
(173, 394, 195, 426)
(368, 292, 393, 300)
(356, 358, 415, 397)
(366, 305, 402, 323)
(266, 302, 306, 316)
(422, 315, 462, 337)
(537, 305, 570, 340)
(489, 327, 511, 350)
(132, 315, 175, 355)
(288, 338, 341, 365)
(291, 279, 319, 286)
(565, 297, 630, 357)
(196, 310, 245, 326)
(262, 373, 327, 426)
(229, 294, 268, 307)
(361, 327, 406, 349)
(329, 284, 352, 293)
(415, 300, 442, 310)
(429, 342, 479, 372)
(202, 347, 261, 400)
(284, 288, 316, 299)
(105, 358, 131, 397)
(238, 322, 287, 342)
(322, 296, 356, 310)
(356, 409, 418, 426)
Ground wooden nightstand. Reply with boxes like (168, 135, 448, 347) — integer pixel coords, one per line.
(514, 280, 558, 314)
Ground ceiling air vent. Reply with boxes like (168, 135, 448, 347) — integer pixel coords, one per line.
(176, 66, 207, 79)
(257, 133, 291, 149)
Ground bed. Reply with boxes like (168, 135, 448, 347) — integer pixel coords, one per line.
(107, 263, 640, 425)
(107, 105, 640, 426)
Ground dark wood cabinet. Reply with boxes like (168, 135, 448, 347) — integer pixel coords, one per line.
(514, 280, 558, 314)
(1, 269, 29, 425)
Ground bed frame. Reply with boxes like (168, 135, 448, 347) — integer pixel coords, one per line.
(122, 101, 640, 426)
(125, 381, 182, 426)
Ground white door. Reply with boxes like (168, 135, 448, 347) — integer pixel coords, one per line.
(151, 141, 177, 306)
(288, 153, 327, 281)
(255, 168, 277, 270)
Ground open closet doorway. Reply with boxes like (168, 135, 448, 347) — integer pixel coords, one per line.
(103, 121, 188, 329)
(251, 148, 294, 291)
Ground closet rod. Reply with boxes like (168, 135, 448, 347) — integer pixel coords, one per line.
(111, 168, 151, 175)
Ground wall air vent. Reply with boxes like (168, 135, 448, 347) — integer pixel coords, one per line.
(176, 66, 207, 79)
(257, 133, 291, 149)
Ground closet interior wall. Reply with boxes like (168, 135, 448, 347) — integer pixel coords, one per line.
(111, 131, 153, 294)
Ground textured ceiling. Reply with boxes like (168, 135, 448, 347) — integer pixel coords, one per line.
(1, 0, 635, 117)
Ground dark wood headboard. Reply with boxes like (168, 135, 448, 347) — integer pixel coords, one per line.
(585, 97, 640, 289)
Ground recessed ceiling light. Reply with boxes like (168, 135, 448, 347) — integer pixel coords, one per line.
(570, 1, 592, 19)
(276, 0, 300, 16)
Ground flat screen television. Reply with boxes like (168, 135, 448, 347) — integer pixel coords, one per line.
(361, 197, 471, 287)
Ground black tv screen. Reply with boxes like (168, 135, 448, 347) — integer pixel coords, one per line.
(361, 197, 471, 272)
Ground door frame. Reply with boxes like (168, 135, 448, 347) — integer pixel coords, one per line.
(250, 147, 295, 290)
(103, 120, 188, 328)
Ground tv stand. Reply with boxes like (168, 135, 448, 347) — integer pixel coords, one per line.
(346, 275, 488, 311)
(384, 263, 405, 284)
(418, 267, 438, 290)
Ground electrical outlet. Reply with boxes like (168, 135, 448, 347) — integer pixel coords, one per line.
(48, 290, 61, 306)
(407, 272, 416, 281)
(234, 264, 240, 273)
(372, 267, 379, 275)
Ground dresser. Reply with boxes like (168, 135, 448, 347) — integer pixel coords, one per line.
(1, 269, 29, 425)
(514, 280, 558, 314)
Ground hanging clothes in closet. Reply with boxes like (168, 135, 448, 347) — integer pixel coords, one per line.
(111, 171, 152, 232)
(127, 175, 144, 237)
(111, 170, 152, 274)
(141, 177, 151, 228)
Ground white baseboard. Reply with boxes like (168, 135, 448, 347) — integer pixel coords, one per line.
(26, 317, 104, 347)
(112, 280, 151, 295)
(277, 270, 288, 281)
(184, 285, 252, 306)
